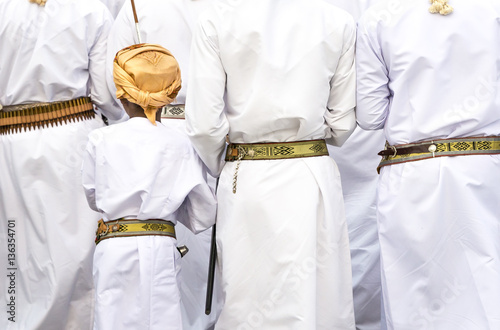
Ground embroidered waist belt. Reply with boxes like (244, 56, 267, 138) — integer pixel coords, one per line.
(0, 97, 94, 135)
(161, 104, 185, 120)
(377, 136, 500, 173)
(95, 219, 176, 245)
(225, 139, 329, 161)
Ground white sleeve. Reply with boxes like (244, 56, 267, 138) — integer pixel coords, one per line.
(185, 16, 229, 177)
(81, 134, 100, 212)
(104, 3, 139, 124)
(355, 17, 391, 130)
(88, 8, 126, 121)
(172, 147, 217, 234)
(325, 15, 357, 147)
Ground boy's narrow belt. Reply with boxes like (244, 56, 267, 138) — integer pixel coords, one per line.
(0, 97, 95, 135)
(225, 139, 329, 161)
(95, 219, 176, 245)
(377, 136, 500, 173)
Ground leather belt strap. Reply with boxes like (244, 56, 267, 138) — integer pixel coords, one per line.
(377, 136, 500, 173)
(95, 219, 176, 245)
(225, 139, 329, 161)
(161, 104, 185, 120)
(0, 97, 94, 135)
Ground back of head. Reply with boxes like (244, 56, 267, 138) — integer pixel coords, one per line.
(114, 43, 182, 125)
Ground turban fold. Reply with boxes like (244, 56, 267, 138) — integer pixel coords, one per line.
(114, 43, 182, 125)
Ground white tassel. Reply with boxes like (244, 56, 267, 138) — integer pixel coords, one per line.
(429, 0, 453, 16)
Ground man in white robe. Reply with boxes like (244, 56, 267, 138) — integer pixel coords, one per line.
(106, 1, 220, 328)
(324, 1, 385, 329)
(0, 0, 123, 329)
(186, 0, 357, 328)
(356, 0, 500, 329)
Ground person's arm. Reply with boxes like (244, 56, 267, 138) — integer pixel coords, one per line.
(325, 15, 357, 147)
(172, 147, 217, 234)
(185, 14, 229, 177)
(88, 6, 126, 122)
(103, 3, 141, 124)
(356, 15, 391, 130)
(81, 132, 100, 212)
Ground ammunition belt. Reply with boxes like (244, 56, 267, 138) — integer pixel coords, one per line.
(0, 97, 94, 135)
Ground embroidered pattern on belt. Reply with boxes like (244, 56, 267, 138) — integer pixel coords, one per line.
(161, 104, 185, 119)
(226, 139, 329, 194)
(225, 139, 329, 161)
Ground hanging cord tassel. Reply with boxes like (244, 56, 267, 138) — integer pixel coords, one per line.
(232, 146, 247, 194)
(29, 0, 47, 6)
(429, 0, 454, 16)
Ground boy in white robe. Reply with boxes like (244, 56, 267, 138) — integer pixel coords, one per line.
(82, 44, 216, 330)
(106, 2, 222, 328)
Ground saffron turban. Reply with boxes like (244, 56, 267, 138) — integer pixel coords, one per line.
(114, 43, 182, 125)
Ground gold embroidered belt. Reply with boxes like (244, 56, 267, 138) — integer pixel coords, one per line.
(95, 219, 176, 245)
(225, 139, 329, 161)
(377, 136, 500, 173)
(161, 104, 185, 119)
(0, 97, 95, 135)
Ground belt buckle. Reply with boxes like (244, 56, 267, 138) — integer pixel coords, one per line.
(390, 145, 397, 157)
(96, 219, 109, 238)
(228, 146, 238, 159)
